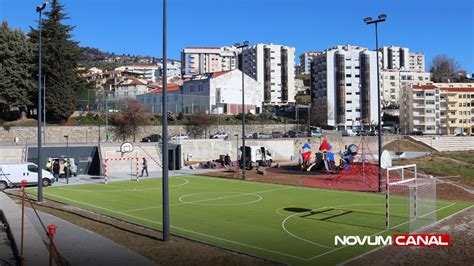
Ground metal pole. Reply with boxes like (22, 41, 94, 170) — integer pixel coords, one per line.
(65, 136, 69, 184)
(43, 75, 46, 145)
(105, 92, 109, 142)
(375, 22, 383, 193)
(241, 48, 246, 180)
(37, 7, 44, 203)
(162, 0, 170, 242)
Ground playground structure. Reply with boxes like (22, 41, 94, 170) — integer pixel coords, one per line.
(295, 137, 396, 192)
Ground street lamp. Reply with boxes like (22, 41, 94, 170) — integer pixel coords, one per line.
(234, 41, 249, 180)
(36, 1, 48, 203)
(364, 14, 386, 193)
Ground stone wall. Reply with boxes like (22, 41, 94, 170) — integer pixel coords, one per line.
(0, 124, 299, 144)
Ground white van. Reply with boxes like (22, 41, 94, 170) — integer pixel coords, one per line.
(0, 163, 55, 191)
(240, 146, 273, 168)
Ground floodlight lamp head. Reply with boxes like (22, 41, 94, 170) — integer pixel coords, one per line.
(243, 41, 249, 46)
(234, 43, 241, 47)
(378, 14, 387, 20)
(363, 17, 373, 23)
(36, 2, 48, 12)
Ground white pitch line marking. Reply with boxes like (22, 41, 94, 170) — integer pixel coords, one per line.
(121, 186, 291, 213)
(42, 191, 307, 261)
(303, 202, 457, 261)
(55, 177, 189, 193)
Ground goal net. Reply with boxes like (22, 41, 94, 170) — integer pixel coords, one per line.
(386, 164, 436, 232)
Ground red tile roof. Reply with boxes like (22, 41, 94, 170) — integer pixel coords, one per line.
(147, 83, 181, 93)
(412, 84, 438, 90)
(442, 87, 474, 92)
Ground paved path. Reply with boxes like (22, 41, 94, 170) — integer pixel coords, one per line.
(25, 208, 156, 266)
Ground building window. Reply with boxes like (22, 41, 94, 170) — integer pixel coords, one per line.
(426, 100, 435, 105)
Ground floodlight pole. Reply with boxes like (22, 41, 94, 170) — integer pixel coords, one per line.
(36, 2, 48, 203)
(235, 41, 249, 179)
(364, 14, 386, 193)
(162, 0, 170, 242)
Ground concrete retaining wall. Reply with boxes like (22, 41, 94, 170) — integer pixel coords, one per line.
(0, 124, 299, 144)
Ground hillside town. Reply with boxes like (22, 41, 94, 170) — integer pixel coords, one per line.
(77, 43, 474, 136)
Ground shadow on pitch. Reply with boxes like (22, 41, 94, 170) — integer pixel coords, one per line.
(284, 207, 406, 231)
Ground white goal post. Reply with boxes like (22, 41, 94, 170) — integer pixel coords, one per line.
(103, 157, 140, 184)
(386, 164, 436, 232)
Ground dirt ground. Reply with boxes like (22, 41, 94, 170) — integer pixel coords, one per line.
(204, 165, 474, 202)
(6, 191, 277, 266)
(346, 206, 474, 266)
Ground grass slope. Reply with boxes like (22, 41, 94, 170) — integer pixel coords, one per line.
(30, 176, 471, 265)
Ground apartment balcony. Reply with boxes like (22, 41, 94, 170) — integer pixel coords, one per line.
(413, 120, 425, 125)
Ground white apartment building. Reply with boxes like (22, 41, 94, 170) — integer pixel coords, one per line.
(115, 65, 159, 83)
(181, 46, 239, 76)
(299, 51, 321, 74)
(111, 78, 149, 100)
(181, 69, 263, 114)
(400, 84, 448, 134)
(381, 69, 431, 107)
(241, 43, 296, 105)
(380, 46, 425, 72)
(310, 45, 379, 129)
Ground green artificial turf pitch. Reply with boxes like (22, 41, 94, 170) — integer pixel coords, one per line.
(30, 175, 471, 265)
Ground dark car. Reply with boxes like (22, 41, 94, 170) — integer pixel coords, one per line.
(141, 134, 161, 142)
(410, 131, 424, 136)
(272, 132, 283, 138)
(283, 131, 297, 138)
(369, 130, 378, 136)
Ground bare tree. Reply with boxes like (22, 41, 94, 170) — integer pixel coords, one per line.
(186, 112, 216, 138)
(430, 55, 461, 82)
(111, 99, 147, 142)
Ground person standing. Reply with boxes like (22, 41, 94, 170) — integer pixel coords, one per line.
(141, 157, 148, 177)
(52, 160, 60, 182)
(45, 160, 52, 172)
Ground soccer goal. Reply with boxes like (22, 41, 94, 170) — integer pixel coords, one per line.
(385, 164, 436, 232)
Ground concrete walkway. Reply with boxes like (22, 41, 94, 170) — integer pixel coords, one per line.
(25, 208, 156, 266)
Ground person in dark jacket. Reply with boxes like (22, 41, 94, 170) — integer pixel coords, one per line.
(52, 160, 60, 182)
(141, 157, 148, 177)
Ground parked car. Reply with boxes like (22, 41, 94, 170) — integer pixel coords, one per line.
(455, 132, 468, 136)
(252, 132, 273, 139)
(141, 134, 161, 142)
(295, 131, 308, 138)
(170, 133, 189, 140)
(48, 157, 78, 177)
(341, 129, 357, 137)
(0, 163, 54, 191)
(356, 130, 369, 136)
(271, 132, 283, 138)
(369, 130, 379, 136)
(409, 131, 424, 136)
(309, 126, 323, 138)
(283, 130, 298, 138)
(211, 132, 229, 140)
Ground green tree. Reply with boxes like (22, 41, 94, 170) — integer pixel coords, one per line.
(0, 21, 35, 119)
(28, 0, 82, 122)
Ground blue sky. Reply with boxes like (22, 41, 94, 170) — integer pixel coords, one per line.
(1, 0, 473, 72)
